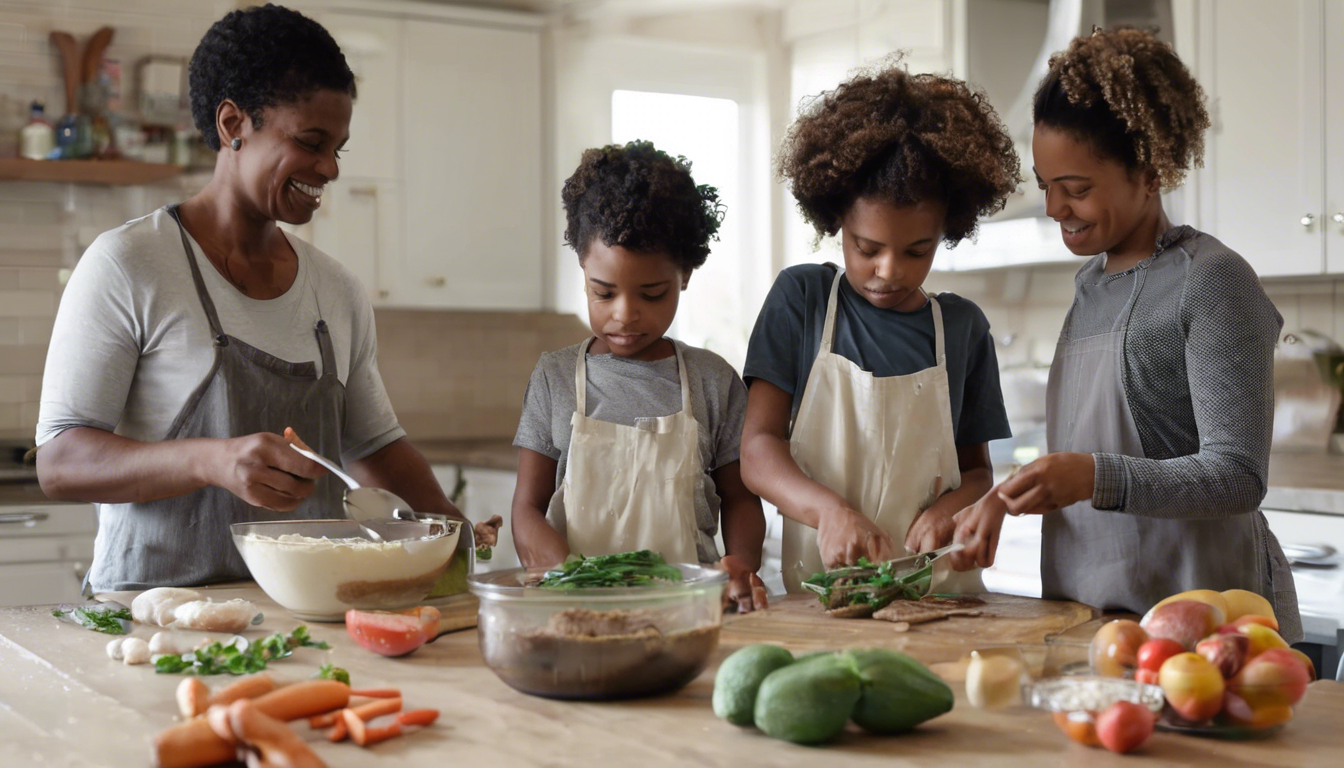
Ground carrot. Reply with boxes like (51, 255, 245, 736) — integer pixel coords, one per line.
(326, 717, 348, 743)
(308, 710, 342, 728)
(349, 688, 401, 699)
(207, 674, 275, 708)
(343, 696, 401, 722)
(252, 680, 351, 722)
(341, 710, 403, 748)
(397, 709, 440, 727)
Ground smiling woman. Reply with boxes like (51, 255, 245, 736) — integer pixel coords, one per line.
(34, 4, 487, 594)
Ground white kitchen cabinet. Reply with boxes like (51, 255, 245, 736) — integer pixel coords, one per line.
(1185, 0, 1341, 276)
(0, 503, 96, 607)
(306, 1, 545, 309)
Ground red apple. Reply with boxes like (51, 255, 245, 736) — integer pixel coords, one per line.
(1159, 652, 1225, 722)
(1230, 648, 1310, 709)
(1142, 600, 1226, 651)
(1195, 633, 1249, 678)
(1217, 614, 1280, 635)
(1095, 701, 1156, 754)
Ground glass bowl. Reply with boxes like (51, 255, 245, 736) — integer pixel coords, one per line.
(232, 518, 461, 621)
(1156, 681, 1301, 739)
(468, 564, 726, 700)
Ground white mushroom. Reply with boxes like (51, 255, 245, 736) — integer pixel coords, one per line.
(149, 631, 210, 656)
(106, 638, 126, 660)
(120, 637, 152, 665)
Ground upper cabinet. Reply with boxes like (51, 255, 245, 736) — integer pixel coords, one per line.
(1183, 0, 1343, 276)
(304, 1, 544, 309)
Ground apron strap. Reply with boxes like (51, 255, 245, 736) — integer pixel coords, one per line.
(928, 293, 946, 366)
(315, 320, 338, 380)
(166, 204, 228, 345)
(574, 337, 595, 415)
(672, 340, 691, 413)
(820, 269, 844, 354)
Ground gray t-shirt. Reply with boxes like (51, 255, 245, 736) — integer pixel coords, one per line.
(37, 207, 404, 464)
(743, 263, 1011, 446)
(513, 341, 748, 563)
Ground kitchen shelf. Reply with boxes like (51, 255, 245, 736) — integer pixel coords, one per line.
(0, 157, 182, 185)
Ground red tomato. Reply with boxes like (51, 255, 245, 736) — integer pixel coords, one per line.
(345, 606, 440, 657)
(1095, 701, 1156, 754)
(1137, 638, 1185, 672)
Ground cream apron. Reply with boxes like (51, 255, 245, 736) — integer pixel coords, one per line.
(781, 271, 983, 594)
(548, 338, 701, 564)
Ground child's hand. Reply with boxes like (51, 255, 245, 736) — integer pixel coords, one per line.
(817, 505, 894, 568)
(472, 515, 503, 548)
(903, 506, 956, 555)
(950, 491, 1008, 569)
(720, 554, 769, 614)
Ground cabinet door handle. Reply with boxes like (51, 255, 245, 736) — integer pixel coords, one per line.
(427, 276, 446, 287)
(0, 511, 49, 525)
(1333, 212, 1344, 225)
(349, 184, 378, 196)
(1300, 213, 1315, 228)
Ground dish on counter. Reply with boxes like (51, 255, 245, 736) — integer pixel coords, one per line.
(232, 518, 461, 621)
(468, 561, 726, 700)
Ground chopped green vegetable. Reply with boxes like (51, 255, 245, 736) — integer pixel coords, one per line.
(802, 558, 934, 611)
(316, 663, 350, 685)
(475, 545, 492, 561)
(52, 603, 133, 635)
(538, 550, 683, 589)
(154, 626, 330, 676)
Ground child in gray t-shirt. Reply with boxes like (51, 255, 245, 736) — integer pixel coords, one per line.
(511, 140, 768, 612)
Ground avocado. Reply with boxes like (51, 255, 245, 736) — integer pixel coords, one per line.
(712, 644, 796, 726)
(845, 648, 954, 734)
(753, 653, 863, 744)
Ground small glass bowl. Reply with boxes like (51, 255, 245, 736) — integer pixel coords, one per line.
(1030, 676, 1166, 714)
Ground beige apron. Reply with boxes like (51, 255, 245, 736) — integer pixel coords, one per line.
(549, 338, 702, 564)
(782, 271, 983, 594)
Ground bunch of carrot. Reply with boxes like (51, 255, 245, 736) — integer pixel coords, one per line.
(307, 688, 439, 747)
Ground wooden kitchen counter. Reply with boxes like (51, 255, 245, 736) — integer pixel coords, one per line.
(0, 586, 1340, 767)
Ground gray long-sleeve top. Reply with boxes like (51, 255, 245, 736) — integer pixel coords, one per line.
(1074, 225, 1283, 516)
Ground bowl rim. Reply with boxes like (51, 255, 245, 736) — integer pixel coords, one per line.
(468, 562, 727, 600)
(229, 518, 455, 543)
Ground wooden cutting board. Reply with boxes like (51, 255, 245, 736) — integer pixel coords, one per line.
(722, 593, 1097, 665)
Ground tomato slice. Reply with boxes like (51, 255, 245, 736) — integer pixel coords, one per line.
(345, 606, 441, 657)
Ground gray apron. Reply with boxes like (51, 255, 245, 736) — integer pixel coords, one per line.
(1041, 262, 1301, 643)
(85, 205, 346, 592)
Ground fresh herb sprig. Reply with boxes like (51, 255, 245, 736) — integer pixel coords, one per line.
(802, 557, 934, 611)
(52, 603, 133, 635)
(316, 663, 350, 686)
(154, 626, 329, 676)
(538, 550, 683, 589)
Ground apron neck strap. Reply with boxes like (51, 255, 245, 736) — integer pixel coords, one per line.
(167, 204, 227, 344)
(314, 320, 337, 378)
(574, 337, 691, 414)
(928, 293, 946, 365)
(820, 269, 844, 353)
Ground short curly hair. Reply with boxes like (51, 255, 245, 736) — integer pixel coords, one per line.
(1033, 27, 1209, 190)
(189, 4, 356, 151)
(778, 59, 1020, 246)
(562, 140, 724, 272)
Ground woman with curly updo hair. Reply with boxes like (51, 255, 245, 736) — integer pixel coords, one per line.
(740, 61, 1020, 595)
(512, 140, 768, 612)
(962, 28, 1300, 641)
(37, 5, 493, 592)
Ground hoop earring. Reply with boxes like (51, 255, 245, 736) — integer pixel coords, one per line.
(231, 137, 242, 151)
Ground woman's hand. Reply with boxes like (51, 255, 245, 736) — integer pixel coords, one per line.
(720, 554, 769, 614)
(950, 491, 1008, 569)
(904, 506, 956, 555)
(817, 505, 893, 568)
(208, 432, 327, 511)
(996, 453, 1095, 516)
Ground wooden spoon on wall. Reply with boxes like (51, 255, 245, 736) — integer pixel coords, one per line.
(48, 31, 80, 117)
(81, 27, 115, 89)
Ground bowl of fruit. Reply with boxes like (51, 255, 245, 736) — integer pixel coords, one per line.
(1086, 589, 1316, 740)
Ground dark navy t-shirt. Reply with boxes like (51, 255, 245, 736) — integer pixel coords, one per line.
(743, 263, 1011, 446)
